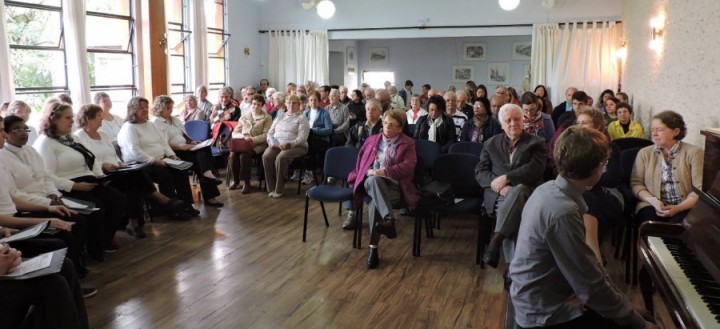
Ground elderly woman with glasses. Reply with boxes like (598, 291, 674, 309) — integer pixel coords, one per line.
(460, 97, 502, 143)
(348, 107, 419, 269)
(180, 94, 206, 122)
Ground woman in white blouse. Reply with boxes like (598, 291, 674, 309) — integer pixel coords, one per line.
(150, 95, 223, 207)
(94, 92, 125, 140)
(33, 101, 125, 262)
(74, 104, 188, 237)
(117, 96, 200, 216)
(262, 94, 310, 198)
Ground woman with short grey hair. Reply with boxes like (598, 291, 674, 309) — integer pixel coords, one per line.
(181, 94, 206, 122)
(195, 85, 213, 120)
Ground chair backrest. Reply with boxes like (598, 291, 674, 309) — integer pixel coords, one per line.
(414, 139, 441, 185)
(404, 124, 416, 137)
(620, 147, 643, 182)
(112, 140, 123, 161)
(323, 146, 359, 180)
(448, 141, 484, 157)
(432, 153, 481, 198)
(185, 120, 211, 141)
(613, 137, 653, 151)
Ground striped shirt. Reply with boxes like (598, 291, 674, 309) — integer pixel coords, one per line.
(657, 143, 683, 205)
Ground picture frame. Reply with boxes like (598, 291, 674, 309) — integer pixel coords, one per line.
(487, 63, 510, 84)
(347, 66, 356, 75)
(512, 41, 532, 60)
(368, 47, 389, 65)
(462, 43, 486, 61)
(452, 65, 475, 82)
(346, 47, 357, 67)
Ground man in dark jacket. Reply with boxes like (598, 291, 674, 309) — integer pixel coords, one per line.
(551, 87, 577, 126)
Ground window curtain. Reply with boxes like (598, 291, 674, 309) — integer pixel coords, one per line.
(532, 22, 621, 106)
(268, 30, 329, 89)
(63, 0, 91, 105)
(0, 4, 15, 102)
(189, 0, 208, 89)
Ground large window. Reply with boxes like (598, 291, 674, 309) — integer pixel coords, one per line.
(362, 71, 395, 90)
(86, 0, 136, 116)
(205, 0, 228, 94)
(166, 0, 190, 107)
(5, 0, 67, 112)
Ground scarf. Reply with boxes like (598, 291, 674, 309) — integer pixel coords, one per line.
(58, 135, 95, 171)
(472, 114, 489, 143)
(428, 116, 442, 142)
(523, 112, 544, 136)
(382, 134, 400, 167)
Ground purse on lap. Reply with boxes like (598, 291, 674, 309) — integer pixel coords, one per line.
(229, 139, 254, 153)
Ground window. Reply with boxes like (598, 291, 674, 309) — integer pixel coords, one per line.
(166, 0, 191, 107)
(86, 0, 136, 117)
(205, 0, 228, 94)
(362, 71, 395, 90)
(5, 0, 68, 112)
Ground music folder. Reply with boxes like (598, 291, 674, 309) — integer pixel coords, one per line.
(0, 248, 67, 280)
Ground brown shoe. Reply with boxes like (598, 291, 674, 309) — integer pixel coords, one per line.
(241, 184, 251, 194)
(228, 181, 239, 190)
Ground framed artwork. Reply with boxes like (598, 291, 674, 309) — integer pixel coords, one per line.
(452, 65, 475, 82)
(462, 43, 486, 61)
(512, 41, 532, 60)
(346, 47, 357, 67)
(487, 63, 510, 84)
(368, 47, 389, 65)
(347, 66, 356, 75)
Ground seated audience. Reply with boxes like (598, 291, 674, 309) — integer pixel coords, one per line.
(616, 92, 629, 103)
(476, 104, 547, 268)
(339, 85, 351, 105)
(551, 87, 578, 126)
(94, 92, 124, 140)
(180, 94, 206, 122)
(414, 95, 456, 153)
(608, 102, 644, 140)
(387, 85, 406, 110)
(443, 91, 468, 139)
(239, 87, 257, 116)
(397, 80, 413, 105)
(263, 95, 310, 198)
(347, 109, 418, 269)
(326, 89, 350, 147)
(376, 89, 393, 112)
(510, 126, 656, 329)
(631, 110, 703, 224)
(534, 84, 553, 115)
(459, 97, 502, 143)
(150, 96, 223, 207)
(271, 92, 287, 120)
(456, 90, 473, 118)
(228, 94, 272, 193)
(117, 96, 199, 218)
(507, 87, 521, 106)
(603, 96, 620, 124)
(347, 89, 366, 127)
(521, 92, 555, 145)
(406, 94, 428, 125)
(264, 87, 277, 114)
(209, 86, 241, 125)
(296, 91, 332, 185)
(195, 85, 214, 120)
(475, 84, 488, 101)
(6, 100, 39, 145)
(596, 89, 616, 113)
(489, 94, 505, 118)
(33, 101, 125, 261)
(419, 83, 431, 105)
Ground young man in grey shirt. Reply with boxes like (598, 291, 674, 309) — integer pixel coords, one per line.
(510, 126, 657, 329)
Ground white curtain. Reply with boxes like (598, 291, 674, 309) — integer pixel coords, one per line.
(268, 30, 329, 89)
(63, 0, 91, 105)
(0, 4, 16, 102)
(189, 0, 208, 89)
(532, 22, 621, 106)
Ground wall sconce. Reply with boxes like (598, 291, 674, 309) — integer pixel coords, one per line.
(243, 47, 250, 56)
(649, 15, 664, 52)
(615, 44, 627, 62)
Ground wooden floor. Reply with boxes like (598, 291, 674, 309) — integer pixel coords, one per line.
(83, 178, 675, 329)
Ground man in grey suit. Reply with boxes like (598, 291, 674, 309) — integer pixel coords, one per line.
(475, 104, 547, 268)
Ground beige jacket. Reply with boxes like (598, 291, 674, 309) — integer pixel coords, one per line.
(630, 141, 704, 213)
(232, 111, 272, 154)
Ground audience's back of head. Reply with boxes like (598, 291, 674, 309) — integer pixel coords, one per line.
(554, 126, 610, 180)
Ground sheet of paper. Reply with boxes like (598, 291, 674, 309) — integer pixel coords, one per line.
(162, 158, 185, 166)
(190, 139, 213, 151)
(1, 251, 53, 277)
(62, 198, 90, 209)
(0, 222, 48, 243)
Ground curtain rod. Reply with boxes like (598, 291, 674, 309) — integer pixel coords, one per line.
(257, 21, 621, 33)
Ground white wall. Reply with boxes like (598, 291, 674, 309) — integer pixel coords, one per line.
(226, 0, 262, 95)
(623, 0, 720, 147)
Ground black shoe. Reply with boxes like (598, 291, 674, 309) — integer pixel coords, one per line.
(185, 205, 200, 216)
(78, 266, 90, 279)
(126, 224, 147, 239)
(169, 211, 193, 221)
(82, 287, 98, 299)
(482, 245, 500, 268)
(503, 269, 512, 292)
(204, 200, 224, 207)
(367, 248, 379, 269)
(375, 216, 397, 239)
(201, 176, 223, 186)
(167, 198, 186, 212)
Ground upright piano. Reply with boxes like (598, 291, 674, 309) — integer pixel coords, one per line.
(639, 129, 720, 329)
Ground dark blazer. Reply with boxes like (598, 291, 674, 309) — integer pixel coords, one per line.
(303, 108, 333, 142)
(414, 114, 457, 153)
(475, 132, 548, 214)
(346, 120, 382, 148)
(459, 117, 503, 143)
(347, 133, 420, 208)
(459, 104, 473, 118)
(551, 101, 570, 126)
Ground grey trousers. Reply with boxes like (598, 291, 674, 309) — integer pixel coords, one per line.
(493, 184, 533, 238)
(364, 175, 403, 245)
(262, 145, 308, 194)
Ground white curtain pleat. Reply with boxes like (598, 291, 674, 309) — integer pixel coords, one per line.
(268, 30, 328, 89)
(0, 4, 15, 102)
(63, 0, 91, 105)
(532, 21, 620, 105)
(189, 0, 208, 89)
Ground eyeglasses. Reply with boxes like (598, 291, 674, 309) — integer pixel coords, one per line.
(382, 121, 400, 128)
(10, 128, 31, 134)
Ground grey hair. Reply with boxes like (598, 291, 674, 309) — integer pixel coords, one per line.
(329, 89, 340, 97)
(498, 103, 522, 123)
(273, 92, 286, 102)
(365, 98, 381, 110)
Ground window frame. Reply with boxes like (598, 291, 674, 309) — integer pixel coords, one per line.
(167, 0, 192, 100)
(206, 0, 229, 93)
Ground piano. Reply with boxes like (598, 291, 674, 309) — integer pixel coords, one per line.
(638, 128, 720, 329)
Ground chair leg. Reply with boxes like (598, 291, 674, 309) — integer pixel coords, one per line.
(303, 196, 310, 242)
(319, 201, 329, 227)
(353, 205, 363, 249)
(476, 212, 483, 266)
(413, 210, 422, 257)
(631, 223, 639, 285)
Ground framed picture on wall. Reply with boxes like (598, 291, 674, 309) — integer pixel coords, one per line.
(346, 47, 357, 67)
(368, 48, 389, 65)
(512, 41, 532, 60)
(452, 65, 475, 82)
(462, 43, 486, 61)
(487, 62, 510, 84)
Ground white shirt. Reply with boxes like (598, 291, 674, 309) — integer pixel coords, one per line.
(406, 108, 428, 124)
(151, 116, 187, 146)
(0, 144, 61, 206)
(99, 114, 125, 140)
(117, 121, 175, 164)
(309, 108, 319, 126)
(73, 130, 121, 166)
(28, 126, 38, 146)
(33, 134, 101, 192)
(240, 102, 252, 117)
(0, 167, 18, 215)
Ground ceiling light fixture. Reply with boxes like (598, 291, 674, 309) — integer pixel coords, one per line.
(499, 0, 520, 11)
(316, 0, 335, 19)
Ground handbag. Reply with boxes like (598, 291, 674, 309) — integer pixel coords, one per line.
(419, 181, 455, 208)
(229, 138, 254, 153)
